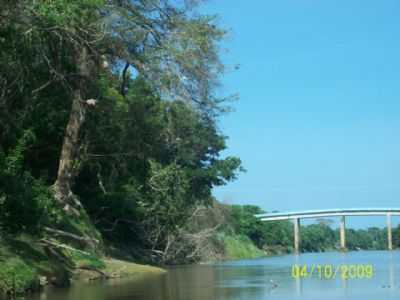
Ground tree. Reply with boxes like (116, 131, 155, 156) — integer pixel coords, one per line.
(0, 0, 244, 264)
(301, 224, 335, 252)
(2, 0, 232, 216)
(73, 77, 242, 260)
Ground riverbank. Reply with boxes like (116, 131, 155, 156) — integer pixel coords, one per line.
(0, 232, 267, 296)
(72, 258, 166, 282)
(0, 235, 165, 297)
(222, 234, 265, 260)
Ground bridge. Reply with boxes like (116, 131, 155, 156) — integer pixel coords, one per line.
(256, 208, 400, 253)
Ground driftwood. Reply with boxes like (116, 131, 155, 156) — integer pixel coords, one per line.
(78, 265, 127, 280)
(43, 244, 70, 265)
(78, 266, 109, 279)
(39, 238, 91, 256)
(39, 239, 110, 279)
(44, 227, 99, 246)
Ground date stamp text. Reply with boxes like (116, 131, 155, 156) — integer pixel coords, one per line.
(291, 264, 374, 280)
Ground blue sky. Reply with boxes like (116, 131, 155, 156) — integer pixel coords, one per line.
(204, 1, 400, 228)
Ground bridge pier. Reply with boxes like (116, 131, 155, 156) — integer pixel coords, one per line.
(387, 213, 393, 250)
(258, 208, 400, 252)
(294, 218, 300, 254)
(340, 216, 346, 251)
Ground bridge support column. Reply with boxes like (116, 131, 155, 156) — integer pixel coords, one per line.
(294, 218, 300, 254)
(387, 214, 393, 250)
(340, 216, 346, 251)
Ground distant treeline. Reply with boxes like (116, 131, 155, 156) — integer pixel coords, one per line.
(226, 205, 400, 253)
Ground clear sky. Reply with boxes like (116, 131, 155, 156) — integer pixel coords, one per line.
(204, 0, 400, 228)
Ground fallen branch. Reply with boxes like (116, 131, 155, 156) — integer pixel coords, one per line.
(44, 227, 99, 245)
(109, 265, 127, 278)
(78, 266, 109, 279)
(39, 238, 91, 256)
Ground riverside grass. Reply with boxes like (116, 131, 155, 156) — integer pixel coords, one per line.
(0, 235, 165, 297)
(223, 235, 265, 260)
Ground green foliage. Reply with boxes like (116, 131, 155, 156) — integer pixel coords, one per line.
(227, 205, 292, 251)
(301, 224, 336, 252)
(346, 227, 387, 250)
(74, 77, 243, 258)
(139, 160, 191, 226)
(0, 235, 74, 295)
(0, 130, 56, 234)
(222, 235, 264, 260)
(32, 0, 104, 27)
(0, 258, 38, 295)
(67, 250, 106, 270)
(393, 225, 400, 248)
(0, 172, 54, 234)
(3, 129, 36, 176)
(262, 220, 293, 251)
(224, 204, 394, 254)
(0, 0, 243, 269)
(229, 205, 266, 247)
(0, 0, 395, 272)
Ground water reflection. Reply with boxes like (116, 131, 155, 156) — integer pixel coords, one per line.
(294, 254, 302, 296)
(25, 251, 400, 300)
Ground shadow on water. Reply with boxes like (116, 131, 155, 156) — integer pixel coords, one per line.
(28, 251, 400, 300)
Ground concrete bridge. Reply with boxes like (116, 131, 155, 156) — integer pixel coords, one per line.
(256, 208, 400, 253)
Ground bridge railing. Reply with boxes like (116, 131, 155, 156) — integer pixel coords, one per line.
(256, 208, 400, 253)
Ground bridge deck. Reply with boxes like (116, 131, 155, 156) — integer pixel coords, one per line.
(256, 208, 400, 221)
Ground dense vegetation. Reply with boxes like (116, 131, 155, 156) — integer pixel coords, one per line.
(0, 0, 245, 295)
(226, 205, 400, 253)
(1, 0, 241, 250)
(1, 0, 399, 296)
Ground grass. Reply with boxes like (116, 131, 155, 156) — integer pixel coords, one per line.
(67, 249, 106, 270)
(0, 235, 58, 296)
(223, 235, 265, 260)
(103, 258, 166, 277)
(0, 233, 165, 297)
(0, 258, 38, 295)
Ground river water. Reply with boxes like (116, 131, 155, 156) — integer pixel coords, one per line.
(31, 251, 400, 300)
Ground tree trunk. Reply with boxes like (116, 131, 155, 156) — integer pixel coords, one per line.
(53, 46, 91, 214)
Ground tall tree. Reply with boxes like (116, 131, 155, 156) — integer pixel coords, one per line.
(6, 0, 230, 214)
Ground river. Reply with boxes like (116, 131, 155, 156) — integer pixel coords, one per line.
(30, 251, 400, 300)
